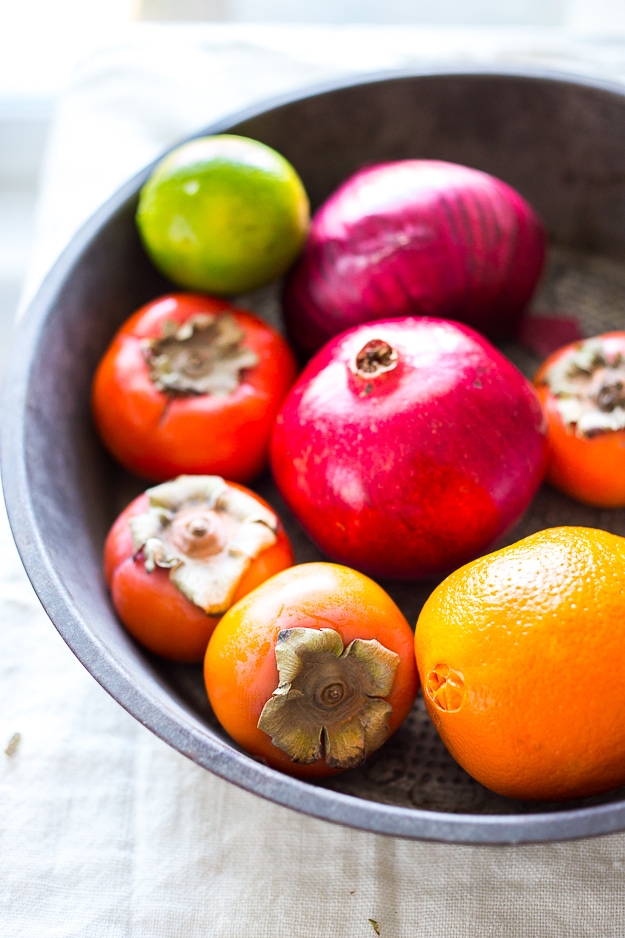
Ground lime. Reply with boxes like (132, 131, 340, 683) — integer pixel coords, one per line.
(136, 134, 310, 295)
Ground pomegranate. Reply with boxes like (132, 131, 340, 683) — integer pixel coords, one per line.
(270, 317, 548, 580)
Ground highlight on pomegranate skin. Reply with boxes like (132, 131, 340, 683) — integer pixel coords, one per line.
(270, 316, 549, 581)
(283, 160, 546, 357)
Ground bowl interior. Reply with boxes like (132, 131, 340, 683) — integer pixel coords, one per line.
(5, 70, 625, 844)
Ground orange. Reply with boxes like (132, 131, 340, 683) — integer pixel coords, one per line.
(415, 526, 625, 801)
(136, 134, 310, 295)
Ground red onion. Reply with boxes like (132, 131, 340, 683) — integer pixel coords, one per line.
(283, 160, 546, 356)
(270, 316, 548, 580)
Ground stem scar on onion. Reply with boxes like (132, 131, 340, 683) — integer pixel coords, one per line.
(129, 475, 278, 615)
(257, 627, 400, 769)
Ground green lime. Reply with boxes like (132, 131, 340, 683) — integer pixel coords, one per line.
(136, 134, 310, 295)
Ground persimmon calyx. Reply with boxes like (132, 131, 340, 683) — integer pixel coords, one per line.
(257, 627, 399, 769)
(129, 475, 278, 614)
(143, 311, 258, 396)
(542, 338, 625, 436)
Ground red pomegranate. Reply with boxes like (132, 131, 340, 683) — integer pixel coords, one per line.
(270, 317, 548, 580)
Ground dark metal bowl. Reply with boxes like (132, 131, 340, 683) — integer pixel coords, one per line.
(4, 68, 625, 844)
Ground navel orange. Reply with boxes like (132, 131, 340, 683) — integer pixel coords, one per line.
(415, 526, 625, 801)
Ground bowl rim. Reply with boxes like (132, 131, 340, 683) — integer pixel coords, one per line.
(5, 64, 625, 845)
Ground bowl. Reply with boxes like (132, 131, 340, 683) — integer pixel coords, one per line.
(4, 67, 625, 844)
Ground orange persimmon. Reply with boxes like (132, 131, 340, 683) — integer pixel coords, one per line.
(204, 562, 419, 778)
(104, 476, 294, 662)
(534, 331, 625, 508)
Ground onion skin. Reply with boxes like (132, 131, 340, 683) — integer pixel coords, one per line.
(270, 317, 548, 581)
(283, 160, 546, 357)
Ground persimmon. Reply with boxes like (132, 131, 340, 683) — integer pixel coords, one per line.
(104, 475, 294, 662)
(415, 526, 625, 802)
(204, 562, 419, 778)
(92, 292, 298, 483)
(534, 331, 625, 508)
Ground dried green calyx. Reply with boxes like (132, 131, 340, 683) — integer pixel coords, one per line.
(257, 627, 399, 770)
(543, 337, 625, 436)
(143, 312, 258, 396)
(129, 475, 278, 614)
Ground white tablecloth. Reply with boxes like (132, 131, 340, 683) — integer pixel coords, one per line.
(4, 23, 625, 937)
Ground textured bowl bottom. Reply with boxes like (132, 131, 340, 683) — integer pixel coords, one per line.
(110, 242, 625, 817)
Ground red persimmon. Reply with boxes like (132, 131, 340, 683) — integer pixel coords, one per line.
(92, 293, 298, 483)
(204, 562, 419, 778)
(104, 475, 294, 662)
(534, 331, 625, 508)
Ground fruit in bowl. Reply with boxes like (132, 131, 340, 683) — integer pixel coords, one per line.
(104, 475, 294, 662)
(204, 562, 418, 777)
(92, 292, 298, 484)
(534, 331, 625, 508)
(136, 134, 310, 295)
(270, 316, 548, 580)
(415, 526, 625, 802)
